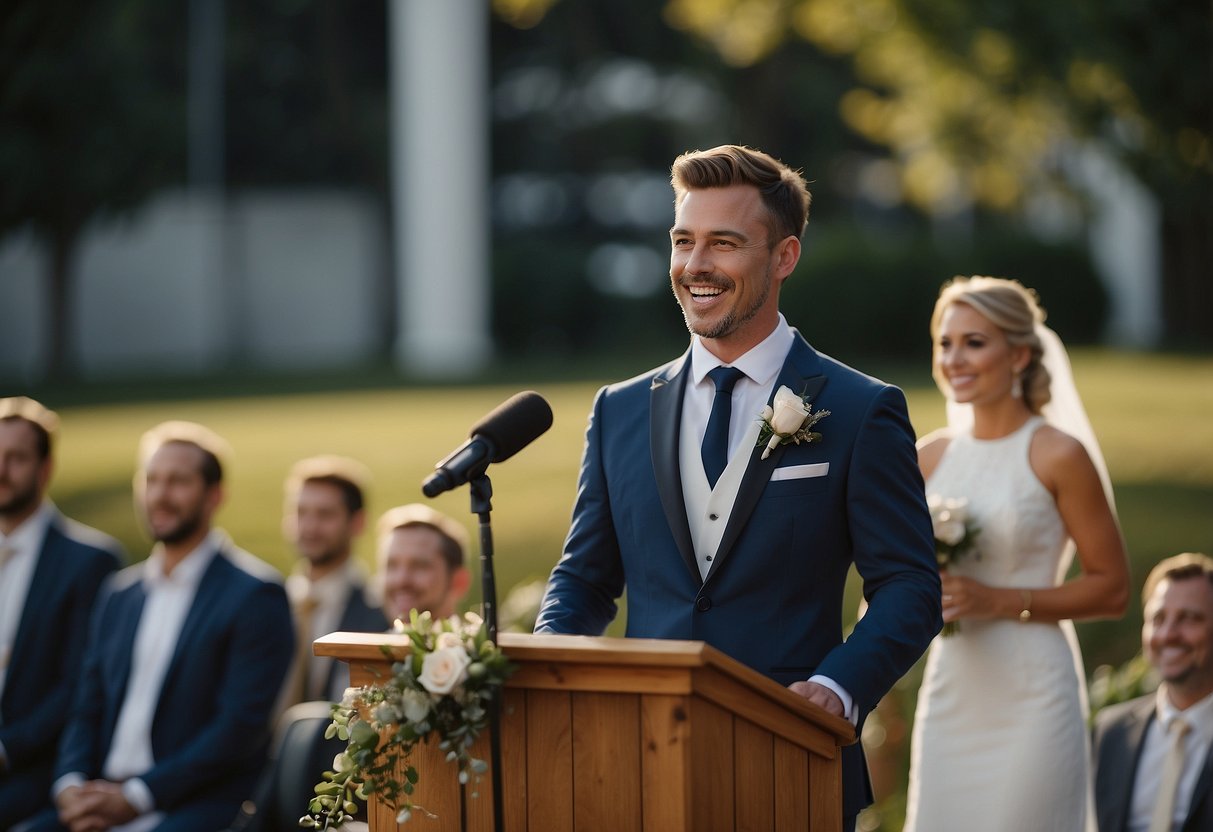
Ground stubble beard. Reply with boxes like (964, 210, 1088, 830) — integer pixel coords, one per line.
(675, 268, 771, 341)
(0, 478, 40, 519)
(150, 505, 207, 545)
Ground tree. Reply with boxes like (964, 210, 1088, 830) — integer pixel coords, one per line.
(0, 0, 185, 377)
(663, 0, 1212, 346)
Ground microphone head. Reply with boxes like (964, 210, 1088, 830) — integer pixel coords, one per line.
(471, 391, 554, 463)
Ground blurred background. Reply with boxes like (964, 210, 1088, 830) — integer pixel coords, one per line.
(2, 1, 1210, 828)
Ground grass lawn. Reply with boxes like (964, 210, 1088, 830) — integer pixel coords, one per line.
(14, 346, 1211, 831)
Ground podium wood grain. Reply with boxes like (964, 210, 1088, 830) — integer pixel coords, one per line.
(320, 632, 854, 831)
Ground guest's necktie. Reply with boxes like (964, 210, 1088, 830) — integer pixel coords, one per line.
(1148, 716, 1191, 832)
(702, 366, 745, 488)
(290, 595, 321, 704)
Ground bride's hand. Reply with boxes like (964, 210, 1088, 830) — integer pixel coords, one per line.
(940, 573, 995, 623)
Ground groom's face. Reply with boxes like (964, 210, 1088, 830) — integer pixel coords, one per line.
(669, 184, 798, 357)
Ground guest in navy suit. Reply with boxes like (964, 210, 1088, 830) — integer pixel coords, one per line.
(281, 455, 387, 708)
(31, 421, 294, 832)
(1093, 553, 1213, 832)
(0, 397, 122, 829)
(536, 145, 942, 826)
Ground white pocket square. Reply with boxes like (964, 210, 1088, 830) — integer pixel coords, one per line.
(770, 462, 829, 481)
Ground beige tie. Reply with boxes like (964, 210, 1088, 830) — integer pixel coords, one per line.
(289, 595, 321, 704)
(1148, 716, 1191, 832)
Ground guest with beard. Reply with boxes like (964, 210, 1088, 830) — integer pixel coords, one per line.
(0, 398, 122, 830)
(280, 456, 386, 708)
(27, 421, 294, 832)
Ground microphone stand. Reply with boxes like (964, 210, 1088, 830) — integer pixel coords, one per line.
(468, 473, 504, 832)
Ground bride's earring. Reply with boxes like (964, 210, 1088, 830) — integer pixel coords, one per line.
(1011, 371, 1023, 400)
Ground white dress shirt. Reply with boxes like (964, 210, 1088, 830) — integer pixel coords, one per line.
(678, 316, 856, 723)
(1128, 686, 1213, 832)
(0, 501, 54, 764)
(55, 531, 220, 832)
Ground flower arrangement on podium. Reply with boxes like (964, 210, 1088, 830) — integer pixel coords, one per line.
(301, 610, 515, 828)
(927, 494, 981, 637)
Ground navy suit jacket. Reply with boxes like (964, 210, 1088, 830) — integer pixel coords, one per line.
(55, 540, 295, 816)
(0, 515, 121, 819)
(536, 332, 942, 815)
(1092, 694, 1213, 832)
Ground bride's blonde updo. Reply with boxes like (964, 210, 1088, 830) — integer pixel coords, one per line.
(930, 276, 1052, 414)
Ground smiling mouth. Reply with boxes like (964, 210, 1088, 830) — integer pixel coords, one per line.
(687, 285, 726, 303)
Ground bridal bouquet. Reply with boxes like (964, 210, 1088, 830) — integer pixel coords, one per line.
(301, 610, 515, 828)
(927, 494, 980, 636)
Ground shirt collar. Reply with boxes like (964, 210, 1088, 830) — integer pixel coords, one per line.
(690, 314, 793, 389)
(1156, 683, 1213, 731)
(142, 528, 222, 591)
(0, 500, 55, 555)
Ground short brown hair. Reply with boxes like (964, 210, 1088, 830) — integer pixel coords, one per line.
(138, 421, 231, 486)
(670, 144, 811, 242)
(377, 503, 468, 571)
(285, 455, 370, 514)
(0, 397, 59, 459)
(1142, 552, 1213, 605)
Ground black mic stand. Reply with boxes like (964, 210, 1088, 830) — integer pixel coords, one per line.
(467, 473, 504, 832)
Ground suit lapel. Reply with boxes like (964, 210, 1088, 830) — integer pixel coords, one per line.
(1187, 732, 1213, 827)
(9, 519, 65, 673)
(650, 353, 701, 584)
(704, 334, 826, 586)
(1115, 698, 1156, 829)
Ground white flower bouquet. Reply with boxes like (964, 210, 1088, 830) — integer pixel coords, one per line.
(302, 610, 515, 828)
(927, 494, 980, 636)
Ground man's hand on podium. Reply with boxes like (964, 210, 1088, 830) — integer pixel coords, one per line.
(787, 680, 845, 717)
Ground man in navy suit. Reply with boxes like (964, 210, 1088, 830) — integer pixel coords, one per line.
(1093, 553, 1213, 832)
(0, 398, 123, 829)
(535, 145, 941, 825)
(281, 455, 387, 707)
(32, 421, 294, 832)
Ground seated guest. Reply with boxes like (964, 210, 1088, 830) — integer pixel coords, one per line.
(1093, 552, 1213, 832)
(376, 503, 471, 624)
(0, 397, 123, 829)
(281, 455, 386, 708)
(28, 421, 295, 832)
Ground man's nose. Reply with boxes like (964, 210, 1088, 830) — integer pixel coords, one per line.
(683, 242, 713, 275)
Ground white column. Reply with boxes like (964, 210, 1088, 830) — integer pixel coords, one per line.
(390, 0, 492, 376)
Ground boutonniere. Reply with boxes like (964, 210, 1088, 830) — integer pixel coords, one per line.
(755, 385, 830, 459)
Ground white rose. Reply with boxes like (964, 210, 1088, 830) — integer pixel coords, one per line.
(400, 686, 432, 723)
(418, 646, 471, 695)
(435, 631, 464, 651)
(935, 519, 966, 546)
(769, 386, 810, 435)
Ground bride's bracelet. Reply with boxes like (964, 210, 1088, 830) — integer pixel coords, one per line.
(1017, 589, 1033, 622)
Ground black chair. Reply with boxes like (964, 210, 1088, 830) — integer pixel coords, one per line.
(228, 701, 365, 832)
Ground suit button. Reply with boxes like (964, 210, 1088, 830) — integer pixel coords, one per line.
(695, 597, 711, 612)
(708, 513, 719, 521)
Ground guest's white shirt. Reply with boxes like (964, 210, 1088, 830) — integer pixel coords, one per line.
(287, 559, 366, 699)
(1128, 685, 1213, 832)
(679, 316, 855, 723)
(0, 501, 54, 764)
(55, 531, 221, 831)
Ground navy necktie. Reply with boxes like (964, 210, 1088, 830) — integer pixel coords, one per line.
(701, 366, 745, 488)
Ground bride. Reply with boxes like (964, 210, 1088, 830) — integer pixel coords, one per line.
(904, 276, 1130, 831)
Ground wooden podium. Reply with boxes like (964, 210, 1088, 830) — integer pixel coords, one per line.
(315, 632, 855, 832)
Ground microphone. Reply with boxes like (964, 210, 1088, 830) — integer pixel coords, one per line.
(421, 391, 554, 498)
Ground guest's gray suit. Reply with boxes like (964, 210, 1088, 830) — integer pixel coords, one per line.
(1092, 695, 1213, 832)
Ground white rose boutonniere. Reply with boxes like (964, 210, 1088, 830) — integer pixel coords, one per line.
(756, 385, 830, 459)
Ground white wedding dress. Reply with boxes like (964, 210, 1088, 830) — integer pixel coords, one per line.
(904, 416, 1094, 832)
